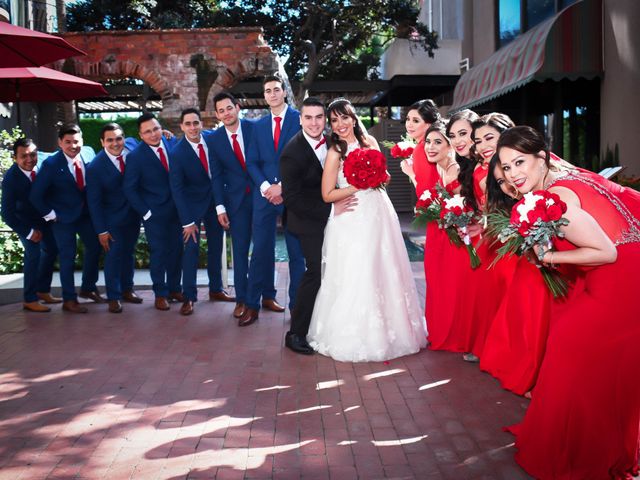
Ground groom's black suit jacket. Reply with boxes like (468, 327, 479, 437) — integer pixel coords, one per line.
(280, 131, 331, 236)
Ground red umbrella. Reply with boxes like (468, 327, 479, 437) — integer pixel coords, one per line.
(0, 66, 107, 102)
(0, 22, 86, 68)
(0, 66, 107, 120)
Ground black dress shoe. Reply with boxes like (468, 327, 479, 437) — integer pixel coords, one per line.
(285, 332, 315, 355)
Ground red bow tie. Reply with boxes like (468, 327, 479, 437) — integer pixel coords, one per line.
(315, 137, 326, 150)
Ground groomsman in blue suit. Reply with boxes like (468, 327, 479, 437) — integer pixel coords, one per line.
(1, 138, 61, 312)
(169, 108, 235, 316)
(242, 74, 305, 326)
(123, 113, 183, 311)
(209, 92, 256, 323)
(86, 123, 143, 314)
(29, 124, 104, 313)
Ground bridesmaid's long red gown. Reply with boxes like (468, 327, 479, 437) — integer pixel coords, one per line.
(510, 172, 640, 479)
(417, 153, 482, 352)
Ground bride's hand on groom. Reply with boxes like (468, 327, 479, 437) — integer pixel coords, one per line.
(334, 195, 358, 216)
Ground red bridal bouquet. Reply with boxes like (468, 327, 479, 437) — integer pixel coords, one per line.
(413, 185, 481, 269)
(343, 148, 389, 189)
(487, 190, 570, 298)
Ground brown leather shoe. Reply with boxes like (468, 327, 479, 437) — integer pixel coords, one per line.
(238, 308, 258, 327)
(261, 298, 285, 312)
(122, 291, 143, 304)
(209, 290, 236, 302)
(233, 302, 246, 318)
(180, 300, 194, 316)
(23, 301, 50, 312)
(108, 300, 123, 313)
(62, 300, 88, 313)
(154, 297, 170, 311)
(79, 290, 106, 303)
(168, 292, 185, 303)
(36, 292, 62, 304)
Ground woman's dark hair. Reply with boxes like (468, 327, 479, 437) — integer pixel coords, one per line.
(327, 97, 369, 157)
(458, 112, 515, 212)
(486, 154, 518, 212)
(425, 120, 450, 144)
(446, 110, 479, 211)
(407, 99, 440, 126)
(496, 125, 551, 167)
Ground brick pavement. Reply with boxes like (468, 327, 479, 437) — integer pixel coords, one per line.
(0, 263, 532, 479)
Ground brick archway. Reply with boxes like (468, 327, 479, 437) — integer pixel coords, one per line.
(60, 28, 280, 129)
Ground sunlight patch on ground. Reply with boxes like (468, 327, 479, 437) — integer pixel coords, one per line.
(278, 405, 332, 415)
(316, 379, 344, 390)
(372, 435, 428, 446)
(254, 385, 291, 392)
(30, 368, 94, 383)
(362, 368, 405, 381)
(418, 379, 451, 390)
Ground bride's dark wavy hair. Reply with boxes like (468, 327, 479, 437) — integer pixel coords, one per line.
(327, 97, 369, 158)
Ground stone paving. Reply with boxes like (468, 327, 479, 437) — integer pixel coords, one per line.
(0, 263, 532, 479)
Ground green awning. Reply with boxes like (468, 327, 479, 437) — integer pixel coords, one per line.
(451, 0, 602, 111)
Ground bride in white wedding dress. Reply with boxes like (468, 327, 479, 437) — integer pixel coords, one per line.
(307, 98, 427, 362)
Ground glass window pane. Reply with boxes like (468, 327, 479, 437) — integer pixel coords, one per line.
(560, 0, 579, 8)
(527, 0, 555, 29)
(499, 0, 521, 47)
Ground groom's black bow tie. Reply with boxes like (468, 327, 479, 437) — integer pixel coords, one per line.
(315, 137, 326, 150)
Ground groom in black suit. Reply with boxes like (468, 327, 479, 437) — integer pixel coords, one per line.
(280, 97, 357, 354)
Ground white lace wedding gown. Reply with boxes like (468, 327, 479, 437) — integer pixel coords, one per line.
(307, 143, 427, 362)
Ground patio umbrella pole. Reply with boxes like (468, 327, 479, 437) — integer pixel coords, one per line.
(15, 79, 20, 127)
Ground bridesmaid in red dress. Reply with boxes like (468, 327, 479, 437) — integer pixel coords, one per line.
(499, 126, 640, 480)
(455, 113, 517, 362)
(398, 100, 441, 334)
(479, 156, 552, 395)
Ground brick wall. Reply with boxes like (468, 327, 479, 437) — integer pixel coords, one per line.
(60, 28, 279, 129)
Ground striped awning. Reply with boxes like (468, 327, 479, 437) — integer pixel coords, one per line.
(451, 0, 602, 111)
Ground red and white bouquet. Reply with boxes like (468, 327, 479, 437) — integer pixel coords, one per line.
(343, 148, 389, 190)
(487, 190, 570, 297)
(414, 185, 481, 269)
(382, 136, 416, 161)
(439, 194, 482, 269)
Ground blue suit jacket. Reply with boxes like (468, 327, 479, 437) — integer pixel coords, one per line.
(208, 119, 255, 217)
(86, 150, 140, 234)
(169, 137, 215, 225)
(29, 150, 90, 224)
(246, 107, 301, 211)
(1, 163, 46, 238)
(122, 138, 177, 219)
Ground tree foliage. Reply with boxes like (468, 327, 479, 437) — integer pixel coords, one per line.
(67, 0, 438, 103)
(66, 0, 219, 31)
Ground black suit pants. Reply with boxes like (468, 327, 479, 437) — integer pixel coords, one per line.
(289, 232, 324, 337)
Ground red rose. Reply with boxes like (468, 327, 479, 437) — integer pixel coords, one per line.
(452, 206, 463, 216)
(517, 220, 530, 236)
(547, 204, 562, 221)
(390, 144, 414, 158)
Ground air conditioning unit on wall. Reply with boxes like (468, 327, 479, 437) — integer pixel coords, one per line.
(459, 58, 470, 73)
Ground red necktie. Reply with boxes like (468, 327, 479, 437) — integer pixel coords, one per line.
(116, 155, 125, 174)
(157, 147, 169, 171)
(30, 170, 36, 182)
(197, 144, 209, 174)
(315, 137, 326, 150)
(74, 160, 84, 190)
(231, 134, 246, 170)
(273, 116, 282, 151)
